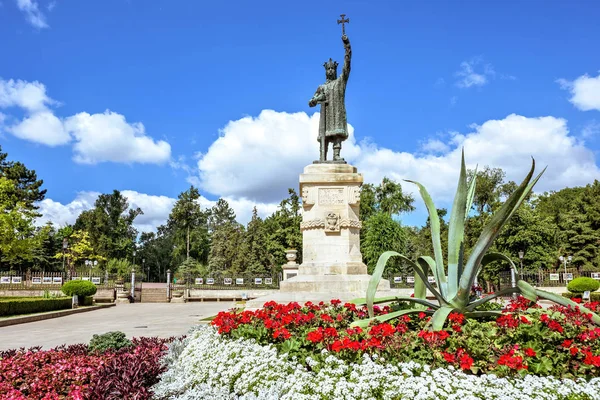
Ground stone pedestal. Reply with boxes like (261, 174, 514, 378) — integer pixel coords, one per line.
(282, 249, 299, 280)
(247, 163, 389, 308)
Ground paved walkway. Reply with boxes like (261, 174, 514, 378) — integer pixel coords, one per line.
(0, 302, 236, 350)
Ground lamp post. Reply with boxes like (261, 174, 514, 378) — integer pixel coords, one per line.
(518, 251, 524, 280)
(62, 239, 68, 276)
(85, 259, 92, 278)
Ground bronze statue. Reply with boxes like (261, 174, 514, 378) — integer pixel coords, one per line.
(309, 15, 351, 163)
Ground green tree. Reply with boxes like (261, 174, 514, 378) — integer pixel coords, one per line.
(0, 177, 37, 271)
(362, 212, 407, 274)
(139, 228, 176, 282)
(167, 186, 209, 262)
(239, 207, 271, 275)
(0, 145, 46, 212)
(263, 189, 302, 268)
(360, 178, 414, 223)
(75, 190, 142, 260)
(208, 199, 243, 274)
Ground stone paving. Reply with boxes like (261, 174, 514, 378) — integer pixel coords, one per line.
(0, 302, 236, 350)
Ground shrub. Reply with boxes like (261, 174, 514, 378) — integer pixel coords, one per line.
(562, 291, 600, 301)
(89, 331, 132, 352)
(566, 277, 600, 293)
(0, 297, 72, 316)
(61, 280, 97, 301)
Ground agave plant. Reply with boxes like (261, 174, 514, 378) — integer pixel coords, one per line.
(351, 151, 600, 329)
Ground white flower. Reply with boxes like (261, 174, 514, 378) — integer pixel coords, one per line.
(152, 325, 600, 400)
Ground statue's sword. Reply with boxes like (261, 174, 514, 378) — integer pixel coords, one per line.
(319, 100, 327, 162)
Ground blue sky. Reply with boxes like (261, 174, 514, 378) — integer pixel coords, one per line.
(1, 0, 599, 230)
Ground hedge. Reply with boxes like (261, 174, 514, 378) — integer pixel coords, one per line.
(566, 277, 600, 293)
(0, 297, 72, 317)
(562, 291, 600, 302)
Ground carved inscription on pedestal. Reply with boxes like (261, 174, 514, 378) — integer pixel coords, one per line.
(319, 188, 345, 205)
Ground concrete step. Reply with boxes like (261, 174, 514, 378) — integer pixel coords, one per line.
(141, 288, 169, 303)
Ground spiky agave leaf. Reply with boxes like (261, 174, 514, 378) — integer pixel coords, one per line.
(350, 296, 438, 309)
(365, 251, 446, 318)
(351, 309, 434, 328)
(405, 180, 447, 298)
(446, 150, 469, 300)
(456, 160, 545, 306)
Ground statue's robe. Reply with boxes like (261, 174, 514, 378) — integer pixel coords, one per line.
(314, 78, 349, 142)
(311, 38, 352, 144)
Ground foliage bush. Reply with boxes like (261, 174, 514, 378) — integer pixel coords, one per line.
(0, 297, 71, 317)
(0, 337, 173, 399)
(563, 292, 600, 302)
(61, 280, 97, 297)
(567, 277, 600, 293)
(88, 331, 132, 352)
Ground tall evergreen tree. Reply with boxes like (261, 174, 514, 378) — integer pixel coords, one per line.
(167, 186, 209, 262)
(0, 146, 46, 212)
(239, 207, 271, 275)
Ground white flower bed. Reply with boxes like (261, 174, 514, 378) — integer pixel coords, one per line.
(153, 325, 600, 400)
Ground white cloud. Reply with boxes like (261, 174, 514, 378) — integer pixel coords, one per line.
(455, 57, 495, 89)
(121, 190, 177, 233)
(196, 109, 360, 203)
(558, 72, 600, 111)
(64, 111, 171, 165)
(356, 114, 600, 205)
(8, 111, 70, 146)
(0, 78, 171, 165)
(194, 110, 600, 213)
(16, 0, 48, 29)
(421, 139, 450, 154)
(0, 78, 53, 112)
(582, 120, 600, 139)
(36, 191, 100, 228)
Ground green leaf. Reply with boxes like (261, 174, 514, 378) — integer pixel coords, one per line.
(465, 287, 519, 311)
(429, 306, 455, 331)
(366, 251, 399, 318)
(457, 160, 545, 304)
(531, 286, 600, 325)
(350, 296, 439, 310)
(516, 280, 538, 302)
(350, 309, 430, 328)
(447, 150, 469, 300)
(465, 165, 477, 218)
(405, 179, 447, 297)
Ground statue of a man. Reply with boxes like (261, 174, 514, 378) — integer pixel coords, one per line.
(309, 34, 352, 163)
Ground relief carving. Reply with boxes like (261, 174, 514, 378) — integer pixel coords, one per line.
(348, 186, 361, 205)
(324, 212, 340, 232)
(319, 188, 345, 205)
(301, 186, 316, 205)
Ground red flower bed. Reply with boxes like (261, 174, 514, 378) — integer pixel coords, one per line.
(0, 337, 173, 400)
(212, 297, 600, 378)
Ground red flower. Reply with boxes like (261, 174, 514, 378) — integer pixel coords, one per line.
(307, 329, 324, 343)
(571, 347, 579, 356)
(418, 312, 426, 319)
(524, 348, 536, 357)
(442, 352, 455, 363)
(562, 339, 573, 348)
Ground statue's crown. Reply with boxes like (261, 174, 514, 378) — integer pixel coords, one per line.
(323, 58, 339, 70)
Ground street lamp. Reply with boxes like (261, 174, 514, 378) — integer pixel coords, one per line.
(62, 239, 68, 274)
(518, 251, 524, 280)
(559, 255, 572, 274)
(85, 260, 92, 278)
(143, 258, 147, 282)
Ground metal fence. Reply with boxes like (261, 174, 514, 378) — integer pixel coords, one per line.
(177, 273, 281, 290)
(0, 271, 131, 290)
(497, 269, 600, 290)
